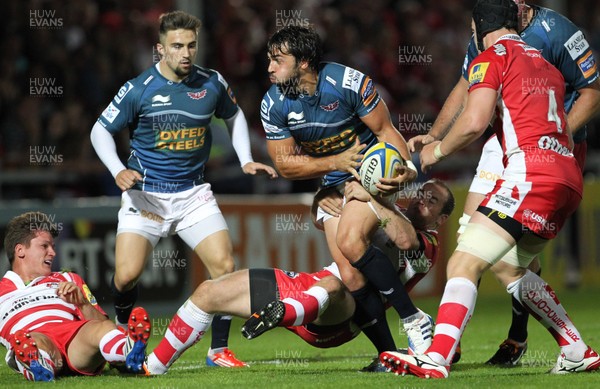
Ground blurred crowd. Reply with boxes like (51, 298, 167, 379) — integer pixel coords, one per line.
(1, 0, 599, 199)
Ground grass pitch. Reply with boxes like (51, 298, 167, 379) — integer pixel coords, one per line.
(2, 287, 599, 388)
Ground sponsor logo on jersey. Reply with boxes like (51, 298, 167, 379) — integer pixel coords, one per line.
(564, 31, 590, 60)
(325, 75, 337, 85)
(283, 270, 299, 278)
(156, 127, 207, 151)
(227, 86, 237, 104)
(576, 51, 597, 79)
(82, 284, 98, 305)
(152, 94, 172, 107)
(101, 102, 120, 123)
(493, 43, 507, 56)
(262, 121, 280, 133)
(361, 77, 377, 106)
(319, 100, 339, 112)
(114, 81, 134, 104)
(299, 128, 356, 155)
(187, 90, 207, 100)
(261, 94, 275, 121)
(468, 62, 490, 86)
(538, 135, 571, 156)
(287, 111, 305, 122)
(342, 67, 363, 93)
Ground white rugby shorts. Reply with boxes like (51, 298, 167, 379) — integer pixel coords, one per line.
(117, 183, 228, 248)
(468, 134, 505, 195)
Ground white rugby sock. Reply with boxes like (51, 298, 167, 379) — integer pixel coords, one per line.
(508, 270, 587, 360)
(148, 299, 213, 374)
(427, 277, 477, 365)
(99, 329, 127, 364)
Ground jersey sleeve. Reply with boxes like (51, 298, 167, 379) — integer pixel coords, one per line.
(213, 71, 240, 120)
(467, 48, 504, 92)
(339, 66, 381, 117)
(68, 272, 108, 317)
(97, 80, 141, 135)
(462, 36, 480, 81)
(402, 231, 440, 293)
(260, 90, 291, 140)
(547, 21, 599, 89)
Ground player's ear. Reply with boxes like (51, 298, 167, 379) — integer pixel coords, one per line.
(435, 214, 449, 229)
(15, 244, 26, 259)
(156, 43, 165, 58)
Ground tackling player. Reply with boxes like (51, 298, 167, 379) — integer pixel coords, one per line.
(260, 25, 437, 365)
(0, 212, 151, 381)
(408, 0, 600, 365)
(90, 11, 276, 368)
(381, 0, 600, 378)
(142, 179, 454, 375)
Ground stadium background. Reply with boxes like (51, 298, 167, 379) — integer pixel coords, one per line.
(1, 0, 600, 311)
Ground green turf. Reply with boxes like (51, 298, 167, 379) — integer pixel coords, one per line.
(2, 287, 599, 388)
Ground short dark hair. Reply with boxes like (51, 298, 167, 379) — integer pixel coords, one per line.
(4, 212, 59, 265)
(426, 178, 455, 217)
(267, 26, 323, 72)
(158, 11, 201, 42)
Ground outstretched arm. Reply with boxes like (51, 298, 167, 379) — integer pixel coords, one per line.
(224, 109, 278, 178)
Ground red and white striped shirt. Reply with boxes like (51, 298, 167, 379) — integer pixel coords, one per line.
(0, 271, 105, 351)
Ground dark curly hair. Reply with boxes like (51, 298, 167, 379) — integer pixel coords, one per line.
(267, 26, 323, 72)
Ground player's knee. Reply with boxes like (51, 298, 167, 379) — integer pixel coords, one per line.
(30, 333, 62, 370)
(113, 269, 141, 291)
(190, 280, 215, 312)
(318, 276, 345, 299)
(336, 228, 366, 262)
(339, 269, 366, 291)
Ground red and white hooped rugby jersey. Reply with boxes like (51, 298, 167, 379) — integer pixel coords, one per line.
(0, 271, 106, 351)
(467, 34, 581, 195)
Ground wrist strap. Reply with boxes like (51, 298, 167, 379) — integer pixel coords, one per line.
(433, 143, 446, 161)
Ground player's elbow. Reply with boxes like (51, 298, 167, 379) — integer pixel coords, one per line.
(393, 232, 420, 251)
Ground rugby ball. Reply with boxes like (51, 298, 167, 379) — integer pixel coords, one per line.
(359, 142, 404, 195)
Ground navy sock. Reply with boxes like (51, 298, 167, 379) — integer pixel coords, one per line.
(508, 268, 541, 343)
(210, 315, 232, 349)
(110, 276, 138, 324)
(351, 285, 396, 353)
(352, 245, 418, 319)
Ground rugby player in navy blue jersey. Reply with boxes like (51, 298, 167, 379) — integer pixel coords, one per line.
(90, 10, 276, 368)
(409, 0, 600, 366)
(260, 26, 439, 371)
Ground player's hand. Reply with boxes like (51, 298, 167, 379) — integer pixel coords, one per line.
(242, 162, 278, 178)
(316, 187, 343, 217)
(57, 282, 86, 306)
(407, 134, 436, 153)
(420, 140, 442, 173)
(376, 164, 417, 195)
(115, 169, 143, 191)
(344, 180, 371, 203)
(334, 138, 365, 181)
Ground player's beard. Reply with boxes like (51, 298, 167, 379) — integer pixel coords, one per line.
(275, 66, 303, 97)
(174, 64, 192, 78)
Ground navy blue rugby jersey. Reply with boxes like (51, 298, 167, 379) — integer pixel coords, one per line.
(261, 62, 380, 188)
(462, 5, 599, 143)
(97, 64, 239, 193)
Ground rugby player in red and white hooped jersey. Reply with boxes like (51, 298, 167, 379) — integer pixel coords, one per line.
(409, 0, 600, 365)
(381, 0, 600, 379)
(0, 212, 151, 381)
(141, 180, 454, 375)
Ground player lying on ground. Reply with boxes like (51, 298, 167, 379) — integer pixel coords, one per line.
(0, 212, 151, 382)
(143, 180, 454, 375)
